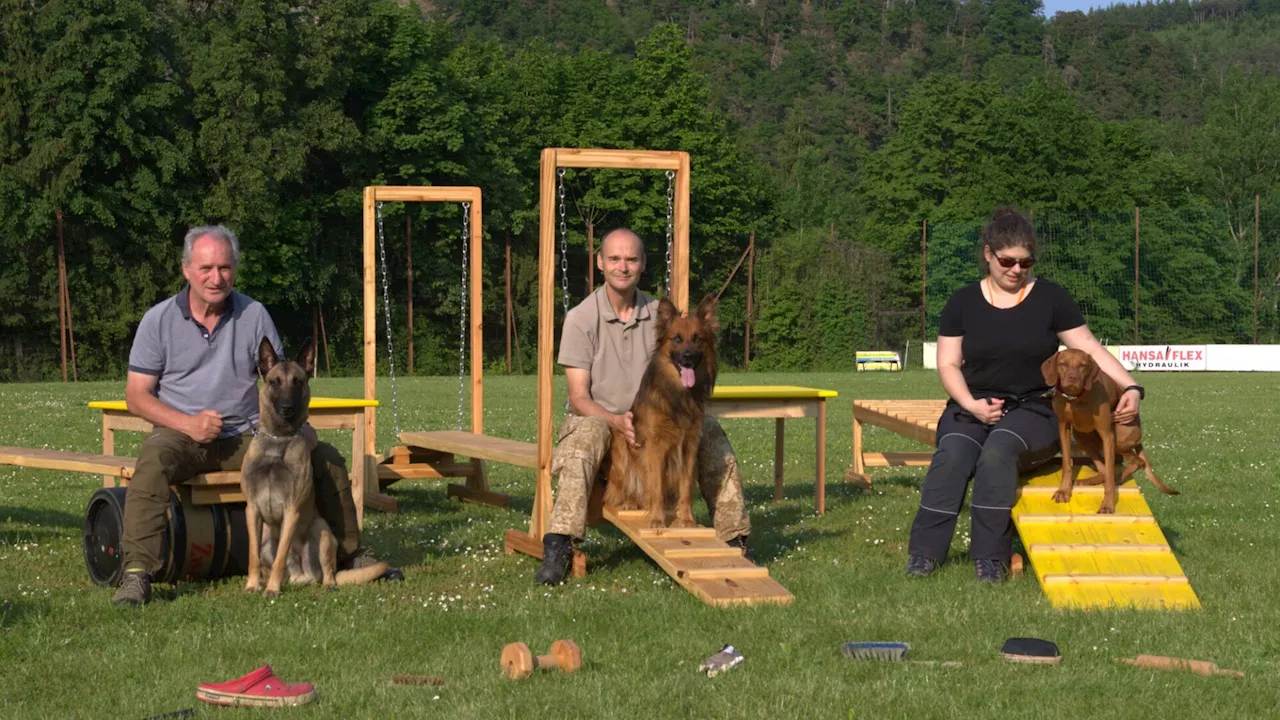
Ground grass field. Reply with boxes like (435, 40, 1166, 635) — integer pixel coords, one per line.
(2, 370, 1279, 718)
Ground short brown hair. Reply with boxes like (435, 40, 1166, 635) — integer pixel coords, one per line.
(980, 207, 1037, 256)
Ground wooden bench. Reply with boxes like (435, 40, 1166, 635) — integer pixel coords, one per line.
(854, 351, 902, 371)
(88, 398, 389, 526)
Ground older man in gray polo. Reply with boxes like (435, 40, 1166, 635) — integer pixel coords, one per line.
(112, 225, 399, 607)
(535, 228, 751, 585)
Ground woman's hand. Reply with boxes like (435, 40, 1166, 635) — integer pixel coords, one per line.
(965, 397, 1005, 425)
(1115, 389, 1140, 424)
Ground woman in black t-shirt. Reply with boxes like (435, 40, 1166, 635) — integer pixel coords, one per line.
(906, 208, 1144, 583)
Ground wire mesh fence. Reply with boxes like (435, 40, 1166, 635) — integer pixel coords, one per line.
(925, 198, 1280, 345)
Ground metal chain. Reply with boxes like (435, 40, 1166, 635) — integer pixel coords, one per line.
(376, 201, 401, 439)
(457, 202, 470, 431)
(665, 170, 675, 297)
(558, 168, 570, 316)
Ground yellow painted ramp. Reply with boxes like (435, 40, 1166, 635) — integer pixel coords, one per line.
(603, 507, 794, 608)
(1013, 464, 1200, 611)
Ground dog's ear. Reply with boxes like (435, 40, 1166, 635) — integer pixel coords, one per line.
(1083, 355, 1101, 391)
(295, 339, 316, 378)
(656, 296, 678, 335)
(694, 294, 719, 339)
(257, 337, 280, 378)
(1041, 353, 1059, 386)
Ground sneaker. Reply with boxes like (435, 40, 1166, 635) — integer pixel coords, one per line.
(340, 547, 404, 582)
(974, 558, 1009, 583)
(534, 533, 574, 586)
(906, 554, 940, 578)
(196, 665, 316, 708)
(725, 535, 753, 563)
(111, 570, 152, 607)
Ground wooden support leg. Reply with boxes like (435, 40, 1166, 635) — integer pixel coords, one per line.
(102, 417, 115, 488)
(845, 410, 871, 490)
(447, 459, 510, 507)
(815, 399, 826, 515)
(774, 418, 785, 502)
(352, 414, 366, 530)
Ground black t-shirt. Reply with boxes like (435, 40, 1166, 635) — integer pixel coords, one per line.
(938, 279, 1085, 399)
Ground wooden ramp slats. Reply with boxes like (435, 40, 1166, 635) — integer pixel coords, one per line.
(603, 507, 793, 607)
(1013, 464, 1199, 611)
(399, 431, 538, 469)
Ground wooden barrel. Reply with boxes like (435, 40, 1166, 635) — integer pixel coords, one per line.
(83, 486, 248, 587)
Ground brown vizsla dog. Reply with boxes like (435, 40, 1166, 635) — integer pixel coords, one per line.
(1041, 349, 1178, 514)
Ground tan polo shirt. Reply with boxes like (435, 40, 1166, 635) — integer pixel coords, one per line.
(557, 287, 660, 414)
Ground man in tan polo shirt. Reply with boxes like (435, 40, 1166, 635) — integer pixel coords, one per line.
(535, 228, 751, 585)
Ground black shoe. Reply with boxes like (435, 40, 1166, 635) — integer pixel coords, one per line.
(974, 558, 1009, 584)
(111, 570, 152, 607)
(534, 533, 574, 586)
(341, 547, 404, 582)
(906, 554, 941, 578)
(725, 535, 753, 563)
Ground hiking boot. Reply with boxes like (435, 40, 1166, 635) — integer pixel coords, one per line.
(340, 547, 403, 582)
(906, 554, 940, 578)
(112, 569, 152, 607)
(534, 533, 574, 586)
(725, 535, 753, 563)
(974, 558, 1009, 584)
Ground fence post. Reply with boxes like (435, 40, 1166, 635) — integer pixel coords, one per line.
(1133, 206, 1140, 344)
(921, 219, 927, 345)
(745, 231, 754, 371)
(1255, 194, 1261, 344)
(406, 214, 413, 375)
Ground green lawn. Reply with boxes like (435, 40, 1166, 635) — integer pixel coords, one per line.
(2, 370, 1278, 718)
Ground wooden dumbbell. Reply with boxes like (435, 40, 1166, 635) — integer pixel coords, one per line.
(500, 640, 582, 679)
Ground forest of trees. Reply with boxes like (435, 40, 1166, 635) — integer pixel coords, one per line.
(2, 0, 1279, 380)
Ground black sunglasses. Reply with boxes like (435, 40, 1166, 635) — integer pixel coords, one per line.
(994, 254, 1036, 269)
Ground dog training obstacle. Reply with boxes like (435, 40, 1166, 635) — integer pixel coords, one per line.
(846, 398, 1198, 610)
(1013, 464, 1200, 610)
(603, 507, 793, 607)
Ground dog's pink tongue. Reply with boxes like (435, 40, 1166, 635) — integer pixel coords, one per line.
(680, 367, 696, 388)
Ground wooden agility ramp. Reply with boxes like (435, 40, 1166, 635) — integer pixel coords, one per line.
(1014, 464, 1200, 611)
(848, 398, 1199, 611)
(603, 507, 794, 607)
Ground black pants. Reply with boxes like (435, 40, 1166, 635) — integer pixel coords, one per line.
(907, 403, 1059, 563)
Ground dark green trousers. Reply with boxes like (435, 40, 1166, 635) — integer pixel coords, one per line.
(120, 427, 361, 578)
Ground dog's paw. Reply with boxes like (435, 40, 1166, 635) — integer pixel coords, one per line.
(1097, 502, 1116, 515)
(324, 583, 338, 591)
(1052, 489, 1073, 504)
(671, 515, 696, 529)
(263, 588, 282, 599)
(648, 516, 667, 529)
(244, 582, 261, 594)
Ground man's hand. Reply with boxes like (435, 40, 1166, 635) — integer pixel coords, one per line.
(611, 411, 639, 448)
(186, 410, 223, 443)
(965, 397, 1004, 425)
(300, 423, 318, 451)
(1115, 390, 1140, 424)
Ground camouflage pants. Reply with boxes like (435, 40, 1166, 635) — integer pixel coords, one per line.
(548, 414, 751, 542)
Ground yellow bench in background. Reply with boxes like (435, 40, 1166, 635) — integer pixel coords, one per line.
(855, 350, 901, 371)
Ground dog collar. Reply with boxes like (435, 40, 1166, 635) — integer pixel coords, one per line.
(1054, 385, 1080, 401)
(252, 425, 300, 440)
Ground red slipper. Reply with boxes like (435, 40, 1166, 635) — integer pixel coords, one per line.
(196, 665, 316, 708)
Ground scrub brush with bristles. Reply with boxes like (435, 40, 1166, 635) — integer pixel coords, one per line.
(840, 642, 911, 661)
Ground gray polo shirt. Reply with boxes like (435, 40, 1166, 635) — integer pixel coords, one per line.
(557, 287, 659, 414)
(127, 288, 282, 438)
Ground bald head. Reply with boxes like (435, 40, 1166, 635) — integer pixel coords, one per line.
(597, 228, 646, 296)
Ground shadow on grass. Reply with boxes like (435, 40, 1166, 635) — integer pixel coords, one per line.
(0, 598, 49, 629)
(0, 505, 83, 531)
(371, 485, 496, 567)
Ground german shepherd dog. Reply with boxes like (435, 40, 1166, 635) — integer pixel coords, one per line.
(241, 338, 387, 596)
(604, 295, 718, 529)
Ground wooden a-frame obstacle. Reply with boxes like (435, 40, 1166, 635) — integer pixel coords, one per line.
(391, 149, 791, 606)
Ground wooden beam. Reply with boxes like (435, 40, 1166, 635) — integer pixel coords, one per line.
(551, 148, 684, 170)
(370, 186, 483, 204)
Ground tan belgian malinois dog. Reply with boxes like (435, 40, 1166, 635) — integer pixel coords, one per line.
(241, 338, 387, 596)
